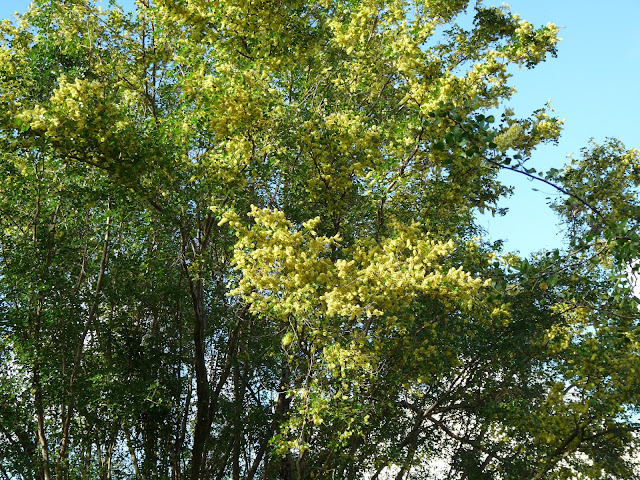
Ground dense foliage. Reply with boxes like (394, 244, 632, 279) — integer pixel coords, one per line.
(1, 0, 639, 479)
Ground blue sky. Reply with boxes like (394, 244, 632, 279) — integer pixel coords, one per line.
(2, 0, 639, 256)
(479, 1, 640, 255)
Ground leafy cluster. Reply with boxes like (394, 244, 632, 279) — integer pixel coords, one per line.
(0, 0, 638, 479)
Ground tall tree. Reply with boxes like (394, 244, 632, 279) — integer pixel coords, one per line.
(1, 0, 639, 479)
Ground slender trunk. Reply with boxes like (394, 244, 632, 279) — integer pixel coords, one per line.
(84, 438, 92, 477)
(58, 200, 112, 476)
(246, 432, 271, 480)
(188, 274, 210, 480)
(174, 364, 193, 480)
(181, 218, 213, 480)
(296, 431, 309, 480)
(106, 440, 115, 480)
(212, 425, 235, 480)
(232, 361, 242, 480)
(34, 364, 52, 480)
(276, 367, 293, 480)
(142, 412, 159, 479)
(181, 215, 238, 479)
(393, 410, 424, 480)
(172, 272, 186, 480)
(31, 164, 52, 480)
(97, 444, 104, 475)
(125, 429, 141, 478)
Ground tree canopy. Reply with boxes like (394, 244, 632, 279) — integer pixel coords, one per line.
(1, 0, 639, 479)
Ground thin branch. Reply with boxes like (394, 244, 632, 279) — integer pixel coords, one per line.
(484, 157, 606, 221)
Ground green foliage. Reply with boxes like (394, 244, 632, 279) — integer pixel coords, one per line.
(0, 1, 638, 479)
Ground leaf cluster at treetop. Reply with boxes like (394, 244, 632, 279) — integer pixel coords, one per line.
(1, 0, 639, 479)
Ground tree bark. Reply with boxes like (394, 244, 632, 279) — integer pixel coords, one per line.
(187, 273, 211, 480)
(33, 364, 52, 480)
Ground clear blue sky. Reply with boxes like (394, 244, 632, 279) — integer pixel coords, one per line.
(479, 1, 640, 255)
(2, 0, 639, 256)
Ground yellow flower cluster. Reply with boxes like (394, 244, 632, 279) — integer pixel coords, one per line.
(232, 207, 490, 325)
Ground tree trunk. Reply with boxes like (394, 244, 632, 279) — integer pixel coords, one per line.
(33, 364, 52, 480)
(276, 367, 293, 480)
(59, 201, 112, 477)
(188, 274, 211, 480)
(125, 429, 141, 478)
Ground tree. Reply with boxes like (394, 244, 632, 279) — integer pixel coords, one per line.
(0, 0, 639, 479)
